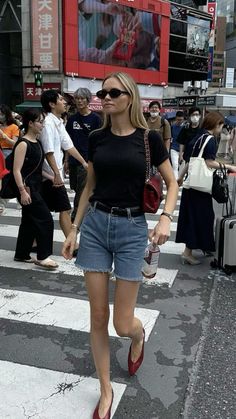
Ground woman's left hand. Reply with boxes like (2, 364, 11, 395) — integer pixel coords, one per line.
(149, 217, 171, 246)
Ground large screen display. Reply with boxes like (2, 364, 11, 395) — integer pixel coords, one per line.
(78, 0, 161, 71)
(186, 16, 210, 57)
(63, 0, 170, 85)
(169, 3, 211, 82)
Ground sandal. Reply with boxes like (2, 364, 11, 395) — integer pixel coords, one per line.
(34, 257, 58, 270)
(14, 257, 35, 263)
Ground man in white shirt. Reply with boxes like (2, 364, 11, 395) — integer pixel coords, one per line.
(40, 90, 88, 239)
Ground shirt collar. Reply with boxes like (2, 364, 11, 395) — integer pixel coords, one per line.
(47, 112, 63, 126)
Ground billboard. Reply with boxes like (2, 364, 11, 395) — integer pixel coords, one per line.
(79, 1, 161, 71)
(31, 0, 60, 71)
(63, 0, 170, 85)
(169, 3, 212, 83)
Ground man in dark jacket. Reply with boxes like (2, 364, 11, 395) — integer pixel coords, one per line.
(65, 88, 101, 221)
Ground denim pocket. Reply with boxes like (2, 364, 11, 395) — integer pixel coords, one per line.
(130, 215, 147, 228)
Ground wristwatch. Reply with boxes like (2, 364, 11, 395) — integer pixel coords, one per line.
(160, 211, 173, 222)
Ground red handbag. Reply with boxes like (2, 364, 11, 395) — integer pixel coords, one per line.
(142, 129, 163, 213)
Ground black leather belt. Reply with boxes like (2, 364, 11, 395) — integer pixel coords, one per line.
(91, 201, 143, 217)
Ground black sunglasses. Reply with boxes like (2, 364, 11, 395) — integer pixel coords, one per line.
(96, 88, 130, 99)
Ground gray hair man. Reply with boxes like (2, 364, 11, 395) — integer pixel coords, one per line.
(65, 87, 101, 222)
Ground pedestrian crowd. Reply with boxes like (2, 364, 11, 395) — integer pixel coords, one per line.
(0, 72, 236, 418)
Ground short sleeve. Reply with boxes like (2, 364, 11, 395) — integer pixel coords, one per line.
(61, 124, 74, 150)
(203, 137, 217, 160)
(11, 124, 20, 138)
(148, 130, 169, 167)
(40, 124, 55, 154)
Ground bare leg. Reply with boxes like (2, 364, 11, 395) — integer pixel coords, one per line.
(59, 210, 72, 237)
(85, 271, 112, 418)
(113, 279, 144, 363)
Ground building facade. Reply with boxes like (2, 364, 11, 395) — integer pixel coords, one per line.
(0, 0, 212, 110)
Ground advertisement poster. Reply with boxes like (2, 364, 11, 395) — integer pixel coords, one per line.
(187, 16, 210, 57)
(78, 0, 161, 70)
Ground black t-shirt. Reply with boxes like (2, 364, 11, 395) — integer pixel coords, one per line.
(66, 112, 101, 165)
(177, 125, 203, 161)
(88, 127, 169, 208)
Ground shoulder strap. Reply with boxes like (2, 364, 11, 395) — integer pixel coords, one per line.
(21, 140, 43, 184)
(160, 117, 165, 129)
(191, 134, 212, 158)
(198, 135, 213, 158)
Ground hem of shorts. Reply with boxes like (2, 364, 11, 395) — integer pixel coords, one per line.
(115, 274, 143, 282)
(74, 262, 112, 273)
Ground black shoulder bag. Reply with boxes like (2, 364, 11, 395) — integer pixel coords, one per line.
(212, 163, 229, 204)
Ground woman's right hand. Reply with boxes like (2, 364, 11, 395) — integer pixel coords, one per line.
(20, 190, 31, 206)
(62, 230, 77, 260)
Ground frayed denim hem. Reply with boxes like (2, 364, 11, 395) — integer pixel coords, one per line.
(74, 261, 112, 274)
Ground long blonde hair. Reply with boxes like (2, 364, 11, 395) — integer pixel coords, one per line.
(99, 72, 148, 130)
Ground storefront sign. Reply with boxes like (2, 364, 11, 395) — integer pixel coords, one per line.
(177, 96, 197, 107)
(196, 96, 216, 106)
(162, 98, 178, 107)
(24, 83, 61, 100)
(225, 68, 235, 89)
(31, 0, 60, 71)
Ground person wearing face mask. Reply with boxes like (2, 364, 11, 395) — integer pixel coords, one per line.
(147, 101, 171, 151)
(170, 110, 185, 179)
(177, 107, 202, 164)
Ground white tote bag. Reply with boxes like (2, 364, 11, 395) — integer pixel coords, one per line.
(183, 135, 214, 194)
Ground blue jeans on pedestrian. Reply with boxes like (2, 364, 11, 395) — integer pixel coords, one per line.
(75, 204, 148, 281)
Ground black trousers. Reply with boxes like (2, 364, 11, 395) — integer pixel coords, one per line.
(15, 192, 54, 260)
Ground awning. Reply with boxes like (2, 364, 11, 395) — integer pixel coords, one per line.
(15, 101, 42, 111)
(225, 115, 236, 126)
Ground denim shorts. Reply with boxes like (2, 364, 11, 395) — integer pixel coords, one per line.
(75, 205, 148, 281)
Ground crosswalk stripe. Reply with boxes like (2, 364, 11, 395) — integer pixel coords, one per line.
(0, 288, 160, 340)
(1, 360, 126, 419)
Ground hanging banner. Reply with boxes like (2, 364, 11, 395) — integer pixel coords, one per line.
(207, 0, 216, 81)
(31, 0, 60, 71)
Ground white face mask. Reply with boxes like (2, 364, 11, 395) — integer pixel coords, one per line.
(150, 112, 159, 118)
(190, 115, 200, 124)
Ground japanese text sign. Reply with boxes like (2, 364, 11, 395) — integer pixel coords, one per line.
(31, 0, 59, 71)
(24, 83, 61, 100)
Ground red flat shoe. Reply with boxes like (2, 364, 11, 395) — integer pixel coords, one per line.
(93, 389, 114, 419)
(128, 328, 145, 376)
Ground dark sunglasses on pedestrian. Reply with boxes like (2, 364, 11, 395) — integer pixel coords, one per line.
(96, 88, 130, 100)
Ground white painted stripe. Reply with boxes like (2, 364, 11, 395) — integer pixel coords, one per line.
(148, 220, 177, 232)
(0, 288, 159, 341)
(0, 218, 177, 241)
(143, 268, 178, 288)
(0, 224, 65, 242)
(0, 208, 179, 222)
(0, 360, 126, 419)
(160, 241, 184, 255)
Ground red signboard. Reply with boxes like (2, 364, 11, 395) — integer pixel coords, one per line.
(63, 0, 170, 86)
(31, 0, 60, 71)
(24, 83, 61, 100)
